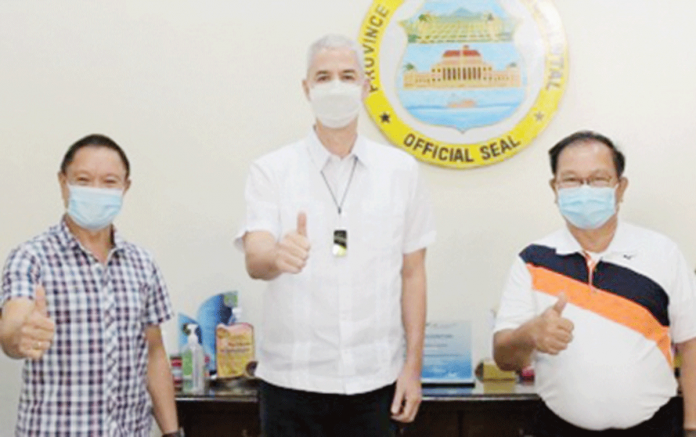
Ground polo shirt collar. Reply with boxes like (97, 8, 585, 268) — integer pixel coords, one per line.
(604, 220, 639, 256)
(555, 220, 638, 257)
(306, 128, 370, 169)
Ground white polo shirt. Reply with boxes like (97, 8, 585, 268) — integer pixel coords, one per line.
(495, 221, 696, 430)
(237, 129, 436, 394)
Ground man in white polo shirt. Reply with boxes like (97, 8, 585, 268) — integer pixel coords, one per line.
(236, 34, 436, 436)
(494, 130, 696, 436)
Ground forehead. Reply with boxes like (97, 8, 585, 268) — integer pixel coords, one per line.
(308, 47, 360, 76)
(556, 140, 616, 174)
(66, 146, 127, 176)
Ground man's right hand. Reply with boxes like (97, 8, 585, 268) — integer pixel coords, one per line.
(532, 293, 574, 355)
(275, 212, 311, 274)
(14, 285, 55, 360)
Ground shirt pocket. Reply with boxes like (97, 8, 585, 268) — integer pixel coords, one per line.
(46, 276, 97, 325)
(117, 277, 147, 328)
(361, 208, 406, 253)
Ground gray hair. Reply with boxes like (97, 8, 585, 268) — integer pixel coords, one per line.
(306, 34, 365, 75)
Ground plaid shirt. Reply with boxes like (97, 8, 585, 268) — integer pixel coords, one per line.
(1, 219, 173, 436)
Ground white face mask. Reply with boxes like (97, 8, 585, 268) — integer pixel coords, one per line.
(309, 80, 363, 128)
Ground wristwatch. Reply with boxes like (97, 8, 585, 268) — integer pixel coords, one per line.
(162, 429, 185, 437)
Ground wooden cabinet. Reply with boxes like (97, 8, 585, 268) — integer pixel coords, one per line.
(177, 398, 260, 437)
(400, 384, 539, 437)
(399, 402, 461, 436)
(457, 400, 537, 437)
(176, 382, 539, 437)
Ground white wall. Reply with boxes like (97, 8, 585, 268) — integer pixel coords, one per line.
(1, 0, 695, 433)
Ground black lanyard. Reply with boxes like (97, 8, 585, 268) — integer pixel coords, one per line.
(319, 156, 358, 216)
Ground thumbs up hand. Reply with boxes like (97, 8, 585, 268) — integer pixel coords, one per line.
(275, 212, 311, 274)
(532, 293, 574, 355)
(296, 212, 307, 238)
(17, 285, 55, 360)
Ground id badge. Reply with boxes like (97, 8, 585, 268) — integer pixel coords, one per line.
(332, 229, 347, 257)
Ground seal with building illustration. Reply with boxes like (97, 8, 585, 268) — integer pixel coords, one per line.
(360, 0, 567, 169)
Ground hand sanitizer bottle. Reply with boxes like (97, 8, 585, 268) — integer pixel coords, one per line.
(182, 324, 205, 394)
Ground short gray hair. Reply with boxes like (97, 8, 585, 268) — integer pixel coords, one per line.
(306, 34, 365, 75)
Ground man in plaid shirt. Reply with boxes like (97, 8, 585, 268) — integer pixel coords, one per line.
(0, 134, 181, 436)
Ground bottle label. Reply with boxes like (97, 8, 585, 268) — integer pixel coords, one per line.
(182, 350, 193, 376)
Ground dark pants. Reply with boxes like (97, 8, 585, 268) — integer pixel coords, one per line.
(534, 397, 682, 437)
(259, 380, 398, 437)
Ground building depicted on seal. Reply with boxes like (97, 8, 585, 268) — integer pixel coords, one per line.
(403, 45, 521, 89)
(400, 8, 514, 44)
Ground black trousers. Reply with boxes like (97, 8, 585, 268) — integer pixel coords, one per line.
(259, 380, 398, 437)
(534, 397, 682, 437)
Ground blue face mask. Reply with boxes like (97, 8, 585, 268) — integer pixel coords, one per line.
(67, 185, 123, 231)
(557, 185, 616, 230)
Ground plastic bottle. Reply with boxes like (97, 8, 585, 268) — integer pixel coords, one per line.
(232, 307, 242, 324)
(182, 325, 205, 394)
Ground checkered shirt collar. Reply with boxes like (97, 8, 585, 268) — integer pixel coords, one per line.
(56, 216, 130, 256)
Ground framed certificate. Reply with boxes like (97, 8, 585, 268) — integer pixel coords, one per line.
(421, 320, 474, 385)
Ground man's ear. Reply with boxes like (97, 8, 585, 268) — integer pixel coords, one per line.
(58, 172, 69, 207)
(616, 176, 629, 203)
(549, 177, 559, 203)
(302, 79, 311, 101)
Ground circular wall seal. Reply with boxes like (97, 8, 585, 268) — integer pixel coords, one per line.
(359, 0, 568, 169)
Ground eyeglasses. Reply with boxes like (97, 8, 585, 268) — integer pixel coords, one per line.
(555, 175, 615, 189)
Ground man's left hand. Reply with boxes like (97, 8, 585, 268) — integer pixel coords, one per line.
(390, 366, 422, 423)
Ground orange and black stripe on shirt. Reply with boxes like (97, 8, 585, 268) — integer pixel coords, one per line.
(520, 244, 672, 366)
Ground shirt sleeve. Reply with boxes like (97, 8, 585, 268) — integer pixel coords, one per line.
(143, 259, 174, 326)
(402, 163, 436, 254)
(667, 245, 696, 343)
(1, 247, 41, 309)
(233, 160, 281, 251)
(494, 256, 536, 333)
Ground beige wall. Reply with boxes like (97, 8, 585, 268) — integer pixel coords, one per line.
(1, 0, 696, 432)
